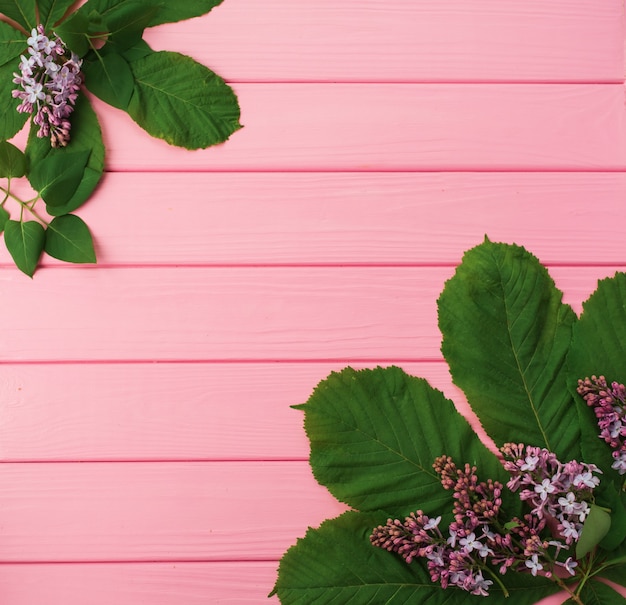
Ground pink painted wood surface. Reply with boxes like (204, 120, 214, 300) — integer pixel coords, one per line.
(6, 172, 626, 267)
(0, 562, 279, 604)
(0, 266, 618, 362)
(0, 361, 462, 461)
(1, 1, 625, 604)
(91, 84, 626, 171)
(143, 0, 624, 83)
(0, 461, 346, 562)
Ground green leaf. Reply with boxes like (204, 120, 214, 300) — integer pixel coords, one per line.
(54, 11, 90, 56)
(297, 366, 508, 515)
(27, 149, 91, 207)
(76, 0, 222, 27)
(0, 20, 27, 67)
(126, 50, 242, 149)
(83, 51, 134, 109)
(37, 0, 76, 28)
(0, 206, 9, 232)
(0, 140, 26, 177)
(271, 510, 557, 605)
(567, 274, 626, 479)
(438, 238, 580, 461)
(45, 214, 96, 264)
(0, 61, 29, 140)
(568, 580, 626, 605)
(601, 566, 626, 589)
(0, 0, 36, 31)
(103, 1, 159, 51)
(25, 94, 105, 215)
(3, 219, 45, 276)
(576, 504, 612, 559)
(144, 0, 223, 26)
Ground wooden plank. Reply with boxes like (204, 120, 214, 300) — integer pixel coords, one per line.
(0, 562, 623, 604)
(0, 361, 469, 461)
(0, 562, 281, 604)
(0, 266, 617, 362)
(84, 84, 626, 171)
(0, 461, 346, 562)
(142, 0, 624, 82)
(4, 172, 626, 267)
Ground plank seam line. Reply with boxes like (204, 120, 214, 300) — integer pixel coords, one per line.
(0, 558, 280, 565)
(0, 459, 309, 464)
(0, 358, 444, 365)
(225, 79, 626, 85)
(103, 168, 626, 174)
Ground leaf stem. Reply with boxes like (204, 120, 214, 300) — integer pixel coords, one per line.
(0, 184, 48, 226)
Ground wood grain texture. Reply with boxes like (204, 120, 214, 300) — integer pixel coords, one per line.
(6, 172, 626, 267)
(0, 562, 280, 604)
(0, 266, 618, 362)
(0, 461, 346, 562)
(85, 84, 626, 171)
(0, 361, 466, 461)
(142, 0, 624, 82)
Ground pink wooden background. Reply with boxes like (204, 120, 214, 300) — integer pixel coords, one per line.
(1, 1, 626, 602)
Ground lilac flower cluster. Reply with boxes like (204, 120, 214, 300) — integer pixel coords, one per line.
(12, 25, 83, 147)
(501, 443, 600, 546)
(577, 376, 626, 475)
(370, 448, 601, 596)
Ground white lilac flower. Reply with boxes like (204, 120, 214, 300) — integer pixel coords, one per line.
(12, 24, 82, 147)
(534, 478, 556, 501)
(525, 554, 543, 576)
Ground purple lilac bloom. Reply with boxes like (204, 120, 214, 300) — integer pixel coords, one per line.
(577, 376, 626, 475)
(371, 448, 601, 596)
(12, 25, 82, 147)
(501, 443, 600, 546)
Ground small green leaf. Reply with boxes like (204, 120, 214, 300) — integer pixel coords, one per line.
(299, 366, 510, 516)
(37, 0, 76, 28)
(0, 206, 9, 233)
(83, 51, 134, 109)
(0, 20, 27, 67)
(54, 11, 91, 56)
(576, 503, 612, 559)
(27, 149, 91, 207)
(3, 219, 45, 276)
(0, 0, 36, 31)
(438, 238, 580, 461)
(0, 141, 26, 177)
(126, 50, 242, 149)
(0, 61, 29, 140)
(25, 94, 105, 215)
(45, 214, 96, 264)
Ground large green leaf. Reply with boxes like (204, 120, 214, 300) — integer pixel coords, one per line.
(0, 20, 26, 67)
(3, 219, 45, 276)
(438, 239, 579, 460)
(27, 149, 90, 206)
(567, 273, 626, 498)
(297, 366, 508, 515)
(126, 50, 241, 149)
(83, 50, 134, 109)
(25, 93, 105, 216)
(37, 0, 76, 28)
(0, 61, 29, 140)
(271, 510, 557, 605)
(567, 580, 626, 605)
(76, 0, 223, 27)
(0, 0, 36, 31)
